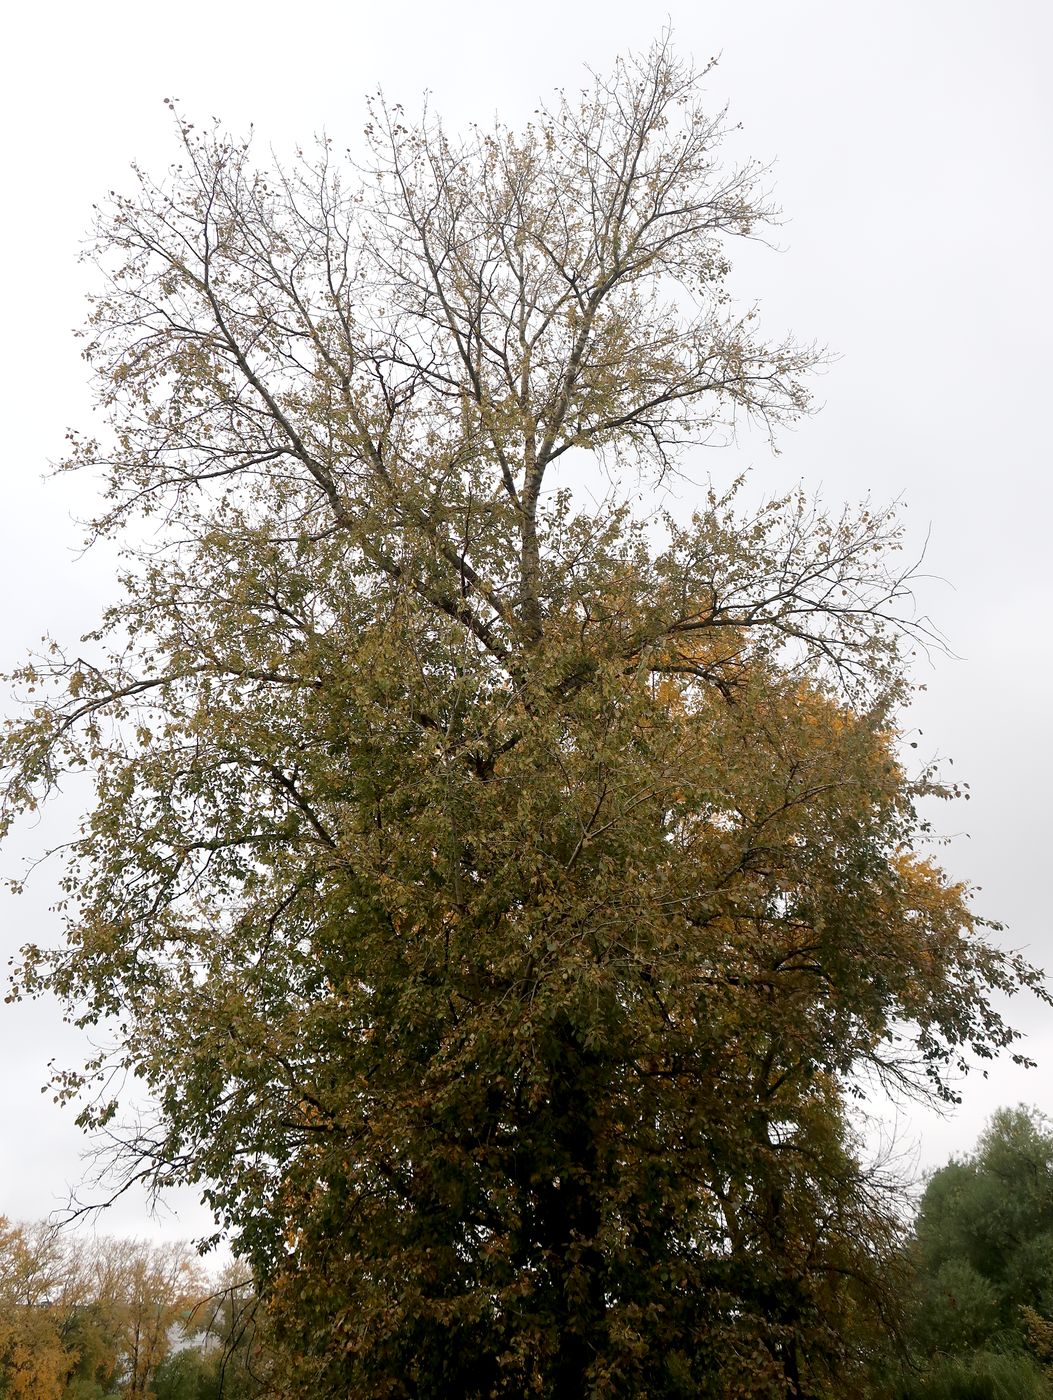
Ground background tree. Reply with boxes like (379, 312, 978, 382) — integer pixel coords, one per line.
(870, 1107, 1053, 1399)
(158, 1264, 272, 1400)
(0, 1222, 216, 1400)
(916, 1108, 1053, 1350)
(0, 1218, 75, 1400)
(2, 38, 1046, 1398)
(88, 1238, 204, 1400)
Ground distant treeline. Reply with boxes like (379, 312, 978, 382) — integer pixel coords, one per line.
(0, 1225, 264, 1398)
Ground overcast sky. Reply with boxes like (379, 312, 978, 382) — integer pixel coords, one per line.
(1, 0, 1049, 1244)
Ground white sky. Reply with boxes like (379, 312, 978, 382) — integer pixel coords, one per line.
(0, 0, 1050, 1244)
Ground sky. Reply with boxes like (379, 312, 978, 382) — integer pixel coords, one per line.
(0, 0, 1049, 1245)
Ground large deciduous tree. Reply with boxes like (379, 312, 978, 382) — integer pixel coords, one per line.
(2, 40, 1044, 1398)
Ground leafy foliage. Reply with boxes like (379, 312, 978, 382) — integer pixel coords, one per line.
(866, 1108, 1053, 1399)
(2, 37, 1045, 1399)
(915, 1109, 1053, 1349)
(0, 1221, 243, 1400)
(887, 1351, 1049, 1400)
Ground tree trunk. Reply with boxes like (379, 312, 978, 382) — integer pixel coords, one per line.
(536, 1020, 607, 1398)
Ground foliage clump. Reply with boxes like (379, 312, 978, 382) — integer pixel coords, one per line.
(873, 1108, 1053, 1400)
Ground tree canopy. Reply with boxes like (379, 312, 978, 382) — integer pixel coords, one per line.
(0, 1218, 226, 1400)
(914, 1108, 1053, 1348)
(865, 1107, 1053, 1400)
(2, 38, 1045, 1399)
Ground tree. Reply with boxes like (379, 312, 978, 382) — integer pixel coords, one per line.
(87, 1238, 204, 1400)
(2, 38, 1045, 1398)
(167, 1264, 272, 1400)
(916, 1109, 1053, 1350)
(866, 1108, 1053, 1399)
(0, 1221, 208, 1400)
(0, 1218, 76, 1400)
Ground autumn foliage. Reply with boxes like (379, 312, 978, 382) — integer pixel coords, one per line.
(2, 38, 1045, 1398)
(0, 1220, 242, 1399)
